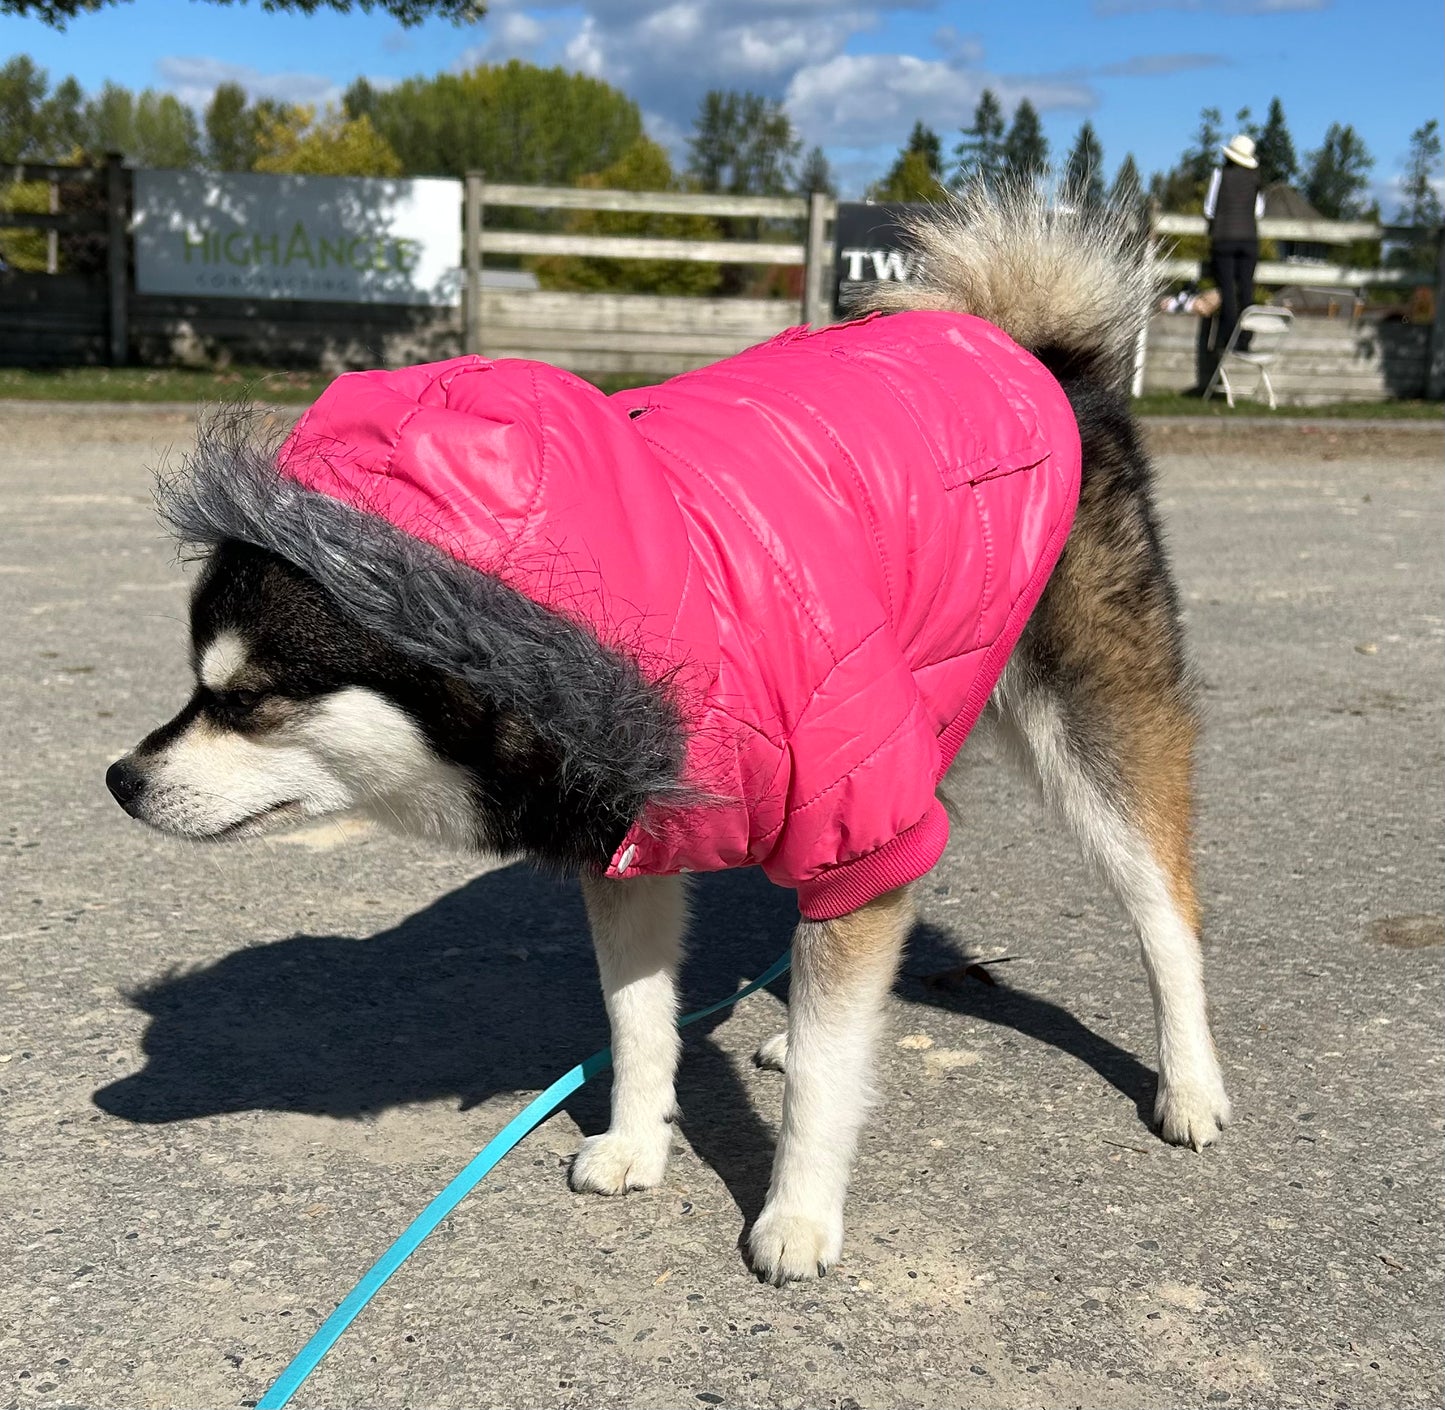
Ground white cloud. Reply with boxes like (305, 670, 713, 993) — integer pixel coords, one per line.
(153, 56, 341, 112)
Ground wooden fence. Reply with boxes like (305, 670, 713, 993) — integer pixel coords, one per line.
(2, 162, 1443, 401)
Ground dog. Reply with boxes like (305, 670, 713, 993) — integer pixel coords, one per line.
(106, 186, 1230, 1286)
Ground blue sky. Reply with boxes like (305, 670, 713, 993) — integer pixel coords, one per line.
(3, 0, 1440, 201)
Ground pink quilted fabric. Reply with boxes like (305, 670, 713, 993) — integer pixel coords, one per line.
(278, 310, 1081, 918)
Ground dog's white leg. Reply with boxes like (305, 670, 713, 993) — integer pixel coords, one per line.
(994, 672, 1229, 1149)
(570, 872, 686, 1195)
(749, 885, 912, 1284)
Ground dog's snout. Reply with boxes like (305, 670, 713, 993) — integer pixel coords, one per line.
(106, 756, 147, 815)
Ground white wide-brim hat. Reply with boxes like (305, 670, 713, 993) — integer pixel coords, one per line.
(1222, 133, 1258, 169)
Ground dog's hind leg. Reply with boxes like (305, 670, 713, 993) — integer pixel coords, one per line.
(993, 641, 1229, 1149)
(988, 401, 1229, 1148)
(749, 884, 913, 1284)
(571, 872, 687, 1194)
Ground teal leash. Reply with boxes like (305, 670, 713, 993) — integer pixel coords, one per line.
(256, 949, 792, 1409)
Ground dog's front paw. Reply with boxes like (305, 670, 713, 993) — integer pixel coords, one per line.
(753, 1031, 788, 1071)
(748, 1202, 843, 1285)
(1155, 1068, 1231, 1151)
(569, 1127, 671, 1195)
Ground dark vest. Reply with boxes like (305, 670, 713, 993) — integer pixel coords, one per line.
(1212, 163, 1260, 243)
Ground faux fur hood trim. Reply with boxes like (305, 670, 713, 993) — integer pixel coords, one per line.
(156, 407, 688, 827)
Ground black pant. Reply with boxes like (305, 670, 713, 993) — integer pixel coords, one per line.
(1210, 240, 1257, 351)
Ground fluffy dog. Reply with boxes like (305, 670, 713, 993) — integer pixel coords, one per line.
(107, 187, 1229, 1285)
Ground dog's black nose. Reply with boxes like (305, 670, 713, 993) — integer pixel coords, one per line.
(106, 756, 146, 815)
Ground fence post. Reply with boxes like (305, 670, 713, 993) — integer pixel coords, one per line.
(105, 153, 128, 366)
(802, 191, 832, 327)
(464, 170, 483, 356)
(1427, 226, 1445, 401)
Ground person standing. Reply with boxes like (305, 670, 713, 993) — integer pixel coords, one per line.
(1204, 133, 1265, 351)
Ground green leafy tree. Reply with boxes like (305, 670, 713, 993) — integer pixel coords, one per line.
(366, 61, 640, 183)
(78, 82, 201, 166)
(867, 123, 945, 202)
(798, 144, 836, 197)
(204, 81, 258, 171)
(686, 90, 800, 196)
(532, 137, 721, 296)
(252, 104, 402, 176)
(1304, 122, 1374, 219)
(1064, 119, 1105, 208)
(1254, 97, 1297, 186)
(4, 0, 485, 28)
(1001, 98, 1048, 182)
(1, 54, 83, 160)
(952, 90, 1004, 188)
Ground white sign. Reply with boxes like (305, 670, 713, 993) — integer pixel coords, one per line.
(133, 170, 462, 306)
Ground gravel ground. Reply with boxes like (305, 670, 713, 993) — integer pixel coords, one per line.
(2, 406, 1441, 1410)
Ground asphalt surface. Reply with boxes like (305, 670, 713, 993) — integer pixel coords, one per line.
(2, 406, 1441, 1410)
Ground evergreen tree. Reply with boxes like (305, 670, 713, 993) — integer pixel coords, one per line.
(867, 123, 945, 202)
(1064, 119, 1105, 207)
(1254, 97, 1297, 186)
(952, 90, 1004, 188)
(1396, 119, 1443, 226)
(798, 144, 836, 197)
(1001, 98, 1048, 182)
(1304, 123, 1374, 219)
(1390, 119, 1443, 273)
(1108, 152, 1144, 213)
(0, 54, 49, 159)
(1152, 105, 1223, 211)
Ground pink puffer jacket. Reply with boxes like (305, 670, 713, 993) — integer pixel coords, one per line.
(278, 310, 1080, 918)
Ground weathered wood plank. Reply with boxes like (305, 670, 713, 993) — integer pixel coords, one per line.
(1153, 212, 1382, 243)
(479, 230, 806, 264)
(0, 210, 107, 232)
(480, 290, 794, 336)
(481, 184, 812, 220)
(1157, 257, 1428, 288)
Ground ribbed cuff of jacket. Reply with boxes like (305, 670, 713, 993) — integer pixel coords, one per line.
(795, 799, 951, 922)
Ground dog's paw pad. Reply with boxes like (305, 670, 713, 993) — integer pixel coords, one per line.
(1155, 1076, 1232, 1152)
(569, 1128, 670, 1195)
(754, 1031, 788, 1072)
(748, 1204, 843, 1285)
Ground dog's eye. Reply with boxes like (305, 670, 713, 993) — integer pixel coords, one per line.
(217, 689, 264, 712)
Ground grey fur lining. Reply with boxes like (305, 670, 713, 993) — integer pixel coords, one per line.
(156, 406, 688, 819)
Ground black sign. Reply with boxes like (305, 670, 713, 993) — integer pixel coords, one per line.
(832, 201, 930, 314)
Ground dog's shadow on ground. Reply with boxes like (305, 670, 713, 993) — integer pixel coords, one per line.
(94, 864, 1156, 1227)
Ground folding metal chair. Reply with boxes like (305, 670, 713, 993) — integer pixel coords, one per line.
(1203, 305, 1295, 410)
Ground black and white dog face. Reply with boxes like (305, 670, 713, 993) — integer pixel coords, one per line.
(106, 542, 498, 850)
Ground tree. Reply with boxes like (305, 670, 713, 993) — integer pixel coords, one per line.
(1151, 105, 1223, 212)
(686, 90, 800, 196)
(78, 81, 201, 166)
(366, 62, 641, 184)
(798, 145, 836, 198)
(1109, 153, 1144, 213)
(1254, 97, 1297, 187)
(1001, 98, 1048, 183)
(952, 91, 1004, 188)
(532, 137, 721, 297)
(1304, 123, 1374, 219)
(5, 0, 484, 28)
(1064, 119, 1105, 208)
(1390, 119, 1443, 273)
(205, 82, 255, 171)
(1, 54, 54, 158)
(867, 123, 945, 202)
(252, 105, 403, 176)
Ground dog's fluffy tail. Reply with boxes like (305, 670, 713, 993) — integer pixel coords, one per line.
(851, 182, 1156, 387)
